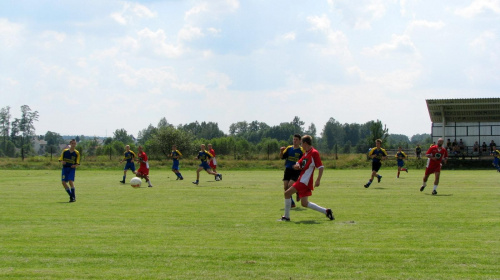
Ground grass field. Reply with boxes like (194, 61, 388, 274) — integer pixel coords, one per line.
(0, 168, 498, 279)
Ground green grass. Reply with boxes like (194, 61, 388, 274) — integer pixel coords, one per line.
(0, 168, 498, 279)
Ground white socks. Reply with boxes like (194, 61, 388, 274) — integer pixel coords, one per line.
(284, 199, 291, 218)
(307, 202, 326, 214)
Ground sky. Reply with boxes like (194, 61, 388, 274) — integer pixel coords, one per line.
(1, 0, 499, 139)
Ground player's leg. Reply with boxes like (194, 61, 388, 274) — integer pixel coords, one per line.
(69, 180, 76, 201)
(279, 186, 297, 221)
(397, 166, 401, 178)
(420, 172, 430, 191)
(300, 196, 334, 220)
(432, 172, 441, 195)
(193, 166, 202, 184)
(121, 168, 127, 183)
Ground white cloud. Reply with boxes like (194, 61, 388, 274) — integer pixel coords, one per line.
(470, 30, 496, 51)
(362, 34, 418, 58)
(185, 0, 239, 20)
(110, 2, 156, 25)
(137, 28, 184, 58)
(0, 18, 23, 47)
(178, 26, 204, 41)
(407, 20, 445, 31)
(455, 0, 500, 18)
(307, 15, 351, 58)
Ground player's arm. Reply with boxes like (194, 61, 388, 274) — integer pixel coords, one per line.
(315, 166, 324, 187)
(279, 147, 287, 159)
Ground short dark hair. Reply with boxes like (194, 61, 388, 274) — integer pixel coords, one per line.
(301, 135, 312, 145)
(293, 134, 301, 139)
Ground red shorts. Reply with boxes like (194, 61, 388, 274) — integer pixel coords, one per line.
(425, 164, 441, 176)
(292, 181, 312, 198)
(137, 167, 149, 176)
(209, 162, 216, 169)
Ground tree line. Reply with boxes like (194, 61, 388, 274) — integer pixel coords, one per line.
(0, 105, 431, 160)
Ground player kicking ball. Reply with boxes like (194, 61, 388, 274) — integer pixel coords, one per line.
(278, 135, 334, 222)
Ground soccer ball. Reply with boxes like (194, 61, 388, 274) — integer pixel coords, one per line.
(215, 176, 220, 181)
(130, 177, 142, 188)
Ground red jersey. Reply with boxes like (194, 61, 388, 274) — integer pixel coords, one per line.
(297, 147, 323, 190)
(137, 151, 149, 170)
(425, 145, 448, 168)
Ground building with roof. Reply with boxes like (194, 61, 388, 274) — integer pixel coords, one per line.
(426, 98, 500, 154)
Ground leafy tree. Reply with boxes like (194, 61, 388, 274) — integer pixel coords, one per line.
(321, 118, 345, 151)
(0, 106, 11, 153)
(137, 124, 158, 145)
(113, 129, 134, 144)
(411, 133, 431, 145)
(305, 123, 317, 139)
(147, 126, 193, 159)
(366, 120, 389, 146)
(291, 116, 305, 134)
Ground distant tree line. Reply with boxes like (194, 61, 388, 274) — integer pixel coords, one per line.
(0, 105, 431, 160)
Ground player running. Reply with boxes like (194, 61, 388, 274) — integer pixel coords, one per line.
(170, 144, 184, 180)
(136, 146, 153, 188)
(364, 139, 388, 188)
(278, 135, 334, 221)
(192, 144, 221, 185)
(395, 146, 409, 178)
(119, 145, 136, 184)
(420, 138, 448, 195)
(279, 134, 304, 208)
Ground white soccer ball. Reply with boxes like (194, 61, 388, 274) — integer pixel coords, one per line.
(215, 176, 220, 181)
(130, 177, 142, 188)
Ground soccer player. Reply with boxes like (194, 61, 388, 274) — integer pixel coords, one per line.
(420, 138, 448, 195)
(170, 144, 184, 180)
(396, 146, 408, 178)
(207, 144, 219, 180)
(364, 139, 388, 188)
(119, 145, 136, 184)
(415, 144, 422, 159)
(59, 139, 80, 202)
(491, 145, 500, 172)
(278, 135, 334, 221)
(279, 134, 304, 208)
(136, 145, 153, 187)
(193, 144, 221, 185)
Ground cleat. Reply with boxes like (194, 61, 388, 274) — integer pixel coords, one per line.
(180, 177, 184, 180)
(326, 209, 335, 220)
(364, 183, 370, 188)
(119, 180, 125, 184)
(278, 216, 290, 222)
(377, 175, 382, 183)
(406, 168, 409, 173)
(192, 181, 199, 185)
(420, 185, 425, 192)
(69, 198, 76, 203)
(432, 190, 437, 195)
(148, 185, 153, 188)
(218, 174, 222, 181)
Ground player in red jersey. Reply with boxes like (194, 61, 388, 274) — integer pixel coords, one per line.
(136, 145, 153, 187)
(278, 135, 334, 221)
(420, 138, 448, 195)
(207, 144, 219, 180)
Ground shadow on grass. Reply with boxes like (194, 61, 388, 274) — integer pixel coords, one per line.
(294, 220, 321, 224)
(426, 193, 454, 196)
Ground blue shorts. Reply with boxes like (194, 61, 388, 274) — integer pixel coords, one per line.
(199, 162, 211, 170)
(493, 158, 499, 165)
(61, 167, 76, 182)
(397, 160, 405, 167)
(124, 162, 136, 172)
(172, 162, 180, 170)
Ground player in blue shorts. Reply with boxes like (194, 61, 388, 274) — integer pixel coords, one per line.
(491, 145, 500, 172)
(119, 145, 136, 184)
(395, 146, 408, 178)
(170, 144, 184, 180)
(364, 139, 388, 188)
(193, 144, 221, 185)
(279, 134, 304, 208)
(59, 139, 80, 202)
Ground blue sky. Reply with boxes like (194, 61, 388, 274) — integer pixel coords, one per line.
(1, 0, 499, 138)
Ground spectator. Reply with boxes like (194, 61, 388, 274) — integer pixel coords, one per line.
(473, 141, 479, 154)
(458, 139, 465, 153)
(490, 140, 497, 152)
(446, 139, 452, 151)
(482, 142, 488, 153)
